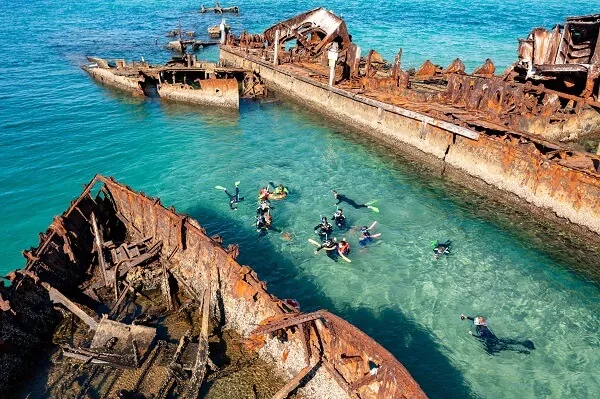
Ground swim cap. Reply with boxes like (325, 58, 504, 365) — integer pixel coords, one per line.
(474, 316, 487, 326)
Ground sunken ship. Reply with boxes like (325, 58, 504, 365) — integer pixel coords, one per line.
(83, 54, 265, 109)
(0, 175, 426, 398)
(219, 8, 600, 235)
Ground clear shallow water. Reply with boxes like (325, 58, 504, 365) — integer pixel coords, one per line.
(1, 1, 600, 398)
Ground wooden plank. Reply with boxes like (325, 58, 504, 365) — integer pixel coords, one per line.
(184, 283, 211, 398)
(90, 213, 109, 286)
(162, 262, 173, 311)
(43, 283, 98, 330)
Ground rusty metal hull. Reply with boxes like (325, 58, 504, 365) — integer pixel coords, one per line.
(83, 58, 241, 109)
(0, 175, 427, 399)
(219, 46, 600, 235)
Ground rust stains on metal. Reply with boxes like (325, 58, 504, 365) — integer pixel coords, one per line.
(82, 54, 265, 108)
(220, 9, 600, 234)
(0, 175, 428, 398)
(515, 14, 600, 99)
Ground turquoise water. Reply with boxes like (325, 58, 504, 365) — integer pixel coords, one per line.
(2, 1, 600, 398)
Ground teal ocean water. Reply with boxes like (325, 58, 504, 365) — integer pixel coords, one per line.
(1, 1, 600, 398)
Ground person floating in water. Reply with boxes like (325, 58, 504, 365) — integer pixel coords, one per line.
(314, 237, 339, 261)
(314, 217, 333, 240)
(460, 314, 535, 355)
(215, 181, 244, 210)
(257, 199, 272, 215)
(432, 240, 451, 259)
(258, 186, 271, 201)
(269, 182, 289, 199)
(332, 208, 346, 229)
(337, 238, 350, 255)
(332, 190, 379, 213)
(359, 222, 381, 247)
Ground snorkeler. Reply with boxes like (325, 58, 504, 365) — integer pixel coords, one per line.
(314, 217, 334, 240)
(460, 314, 535, 355)
(432, 240, 451, 259)
(314, 237, 339, 261)
(337, 238, 350, 255)
(332, 190, 379, 213)
(269, 182, 289, 199)
(215, 181, 244, 210)
(358, 222, 381, 247)
(258, 186, 271, 201)
(257, 199, 272, 215)
(332, 208, 347, 229)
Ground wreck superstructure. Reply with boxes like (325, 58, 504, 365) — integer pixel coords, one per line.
(220, 8, 600, 235)
(83, 55, 265, 108)
(0, 175, 426, 399)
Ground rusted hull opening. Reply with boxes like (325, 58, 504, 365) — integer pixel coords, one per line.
(1, 175, 427, 399)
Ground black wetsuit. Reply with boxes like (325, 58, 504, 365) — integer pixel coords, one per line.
(225, 186, 244, 210)
(433, 241, 451, 257)
(316, 239, 338, 261)
(334, 193, 368, 209)
(314, 221, 333, 239)
(332, 211, 346, 229)
(465, 316, 535, 355)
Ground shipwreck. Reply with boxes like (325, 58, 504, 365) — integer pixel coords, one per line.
(83, 53, 265, 108)
(0, 175, 426, 398)
(219, 8, 600, 234)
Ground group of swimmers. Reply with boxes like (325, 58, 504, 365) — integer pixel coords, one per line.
(217, 181, 533, 354)
(309, 191, 384, 263)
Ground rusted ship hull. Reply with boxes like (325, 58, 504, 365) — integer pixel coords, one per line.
(219, 8, 600, 235)
(0, 175, 426, 399)
(83, 57, 242, 108)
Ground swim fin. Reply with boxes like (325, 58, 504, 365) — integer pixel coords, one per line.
(365, 200, 377, 206)
(235, 181, 241, 187)
(368, 205, 379, 213)
(215, 185, 227, 191)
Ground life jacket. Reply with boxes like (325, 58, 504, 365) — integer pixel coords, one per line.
(338, 241, 350, 254)
(258, 188, 270, 200)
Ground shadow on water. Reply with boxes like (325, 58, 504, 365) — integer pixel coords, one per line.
(185, 204, 478, 399)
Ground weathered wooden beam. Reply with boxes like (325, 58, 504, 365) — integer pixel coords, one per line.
(90, 213, 109, 287)
(162, 262, 173, 311)
(184, 284, 211, 397)
(43, 282, 98, 330)
(272, 361, 319, 399)
(108, 281, 132, 319)
(62, 351, 109, 365)
(251, 311, 327, 336)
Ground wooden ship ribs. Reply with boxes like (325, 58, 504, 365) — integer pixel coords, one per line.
(0, 175, 426, 399)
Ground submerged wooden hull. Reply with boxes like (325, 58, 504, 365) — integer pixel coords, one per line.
(0, 175, 427, 398)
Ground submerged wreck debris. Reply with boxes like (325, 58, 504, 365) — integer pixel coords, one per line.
(200, 3, 239, 14)
(220, 8, 600, 234)
(208, 20, 230, 39)
(515, 14, 600, 100)
(82, 54, 265, 108)
(0, 175, 427, 398)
